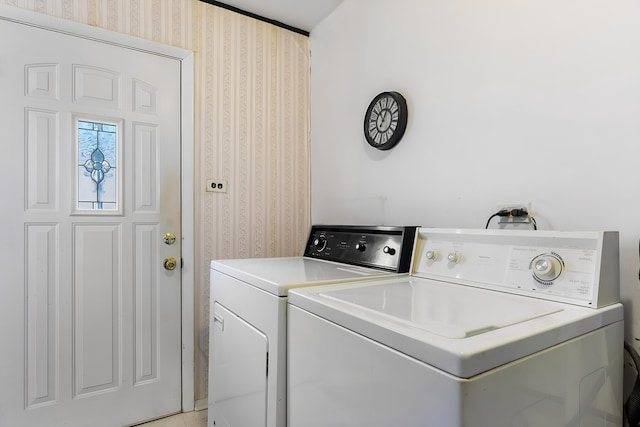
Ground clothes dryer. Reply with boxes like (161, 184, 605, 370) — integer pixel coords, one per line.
(288, 228, 624, 427)
(208, 225, 417, 427)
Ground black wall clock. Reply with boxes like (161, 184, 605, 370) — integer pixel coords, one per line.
(363, 91, 408, 150)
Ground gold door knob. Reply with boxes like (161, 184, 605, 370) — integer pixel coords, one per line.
(164, 257, 177, 271)
(163, 233, 176, 245)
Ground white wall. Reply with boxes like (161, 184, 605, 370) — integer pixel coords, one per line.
(310, 0, 640, 344)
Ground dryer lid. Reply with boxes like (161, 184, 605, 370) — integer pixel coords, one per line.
(211, 257, 399, 296)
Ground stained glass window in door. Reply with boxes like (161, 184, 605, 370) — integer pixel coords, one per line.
(77, 119, 119, 211)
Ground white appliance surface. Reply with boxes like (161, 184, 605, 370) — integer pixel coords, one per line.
(288, 304, 623, 427)
(210, 256, 399, 297)
(287, 228, 624, 427)
(208, 225, 417, 427)
(208, 257, 403, 427)
(289, 277, 623, 378)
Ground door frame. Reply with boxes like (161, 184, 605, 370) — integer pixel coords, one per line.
(0, 4, 196, 413)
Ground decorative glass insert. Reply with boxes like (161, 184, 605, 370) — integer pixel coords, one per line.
(77, 119, 118, 211)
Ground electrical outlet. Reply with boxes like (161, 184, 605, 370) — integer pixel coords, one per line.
(497, 202, 532, 224)
(206, 179, 228, 193)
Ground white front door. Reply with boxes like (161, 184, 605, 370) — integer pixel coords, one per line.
(0, 13, 183, 427)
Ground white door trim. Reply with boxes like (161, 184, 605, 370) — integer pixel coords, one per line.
(0, 3, 196, 413)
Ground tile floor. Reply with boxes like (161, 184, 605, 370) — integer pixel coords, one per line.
(135, 409, 207, 427)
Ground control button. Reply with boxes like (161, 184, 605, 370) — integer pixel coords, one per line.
(355, 243, 366, 252)
(313, 236, 327, 252)
(425, 250, 439, 261)
(534, 258, 553, 275)
(383, 246, 396, 255)
(531, 254, 562, 283)
(447, 252, 460, 263)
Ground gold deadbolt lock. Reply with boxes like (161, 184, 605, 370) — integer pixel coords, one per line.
(163, 233, 176, 245)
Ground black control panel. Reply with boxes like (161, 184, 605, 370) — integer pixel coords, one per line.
(303, 225, 418, 273)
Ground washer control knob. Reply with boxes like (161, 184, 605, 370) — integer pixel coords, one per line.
(531, 254, 562, 282)
(425, 250, 439, 261)
(313, 236, 327, 252)
(383, 246, 395, 255)
(355, 243, 366, 252)
(447, 252, 461, 263)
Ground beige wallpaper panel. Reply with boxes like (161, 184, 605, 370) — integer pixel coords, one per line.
(2, 0, 311, 402)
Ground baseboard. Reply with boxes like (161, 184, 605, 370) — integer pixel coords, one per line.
(194, 398, 208, 412)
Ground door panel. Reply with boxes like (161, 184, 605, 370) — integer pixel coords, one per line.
(73, 224, 121, 396)
(134, 223, 160, 385)
(0, 15, 182, 427)
(25, 224, 58, 407)
(211, 303, 268, 427)
(26, 108, 59, 210)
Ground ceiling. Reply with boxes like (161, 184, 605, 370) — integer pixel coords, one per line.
(209, 0, 344, 33)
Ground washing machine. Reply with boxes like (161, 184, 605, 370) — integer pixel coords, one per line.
(288, 228, 624, 427)
(207, 225, 417, 427)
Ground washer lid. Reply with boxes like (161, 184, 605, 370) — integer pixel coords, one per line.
(320, 280, 562, 339)
(288, 277, 624, 378)
(210, 257, 400, 296)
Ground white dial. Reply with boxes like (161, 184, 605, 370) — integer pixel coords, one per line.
(425, 250, 439, 260)
(530, 254, 563, 283)
(447, 252, 460, 263)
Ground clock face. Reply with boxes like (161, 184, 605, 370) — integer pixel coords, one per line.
(364, 91, 408, 150)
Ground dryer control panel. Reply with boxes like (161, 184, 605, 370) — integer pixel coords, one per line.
(304, 225, 417, 273)
(412, 228, 619, 308)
